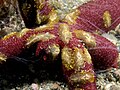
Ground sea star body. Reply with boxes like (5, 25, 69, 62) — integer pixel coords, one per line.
(0, 0, 120, 90)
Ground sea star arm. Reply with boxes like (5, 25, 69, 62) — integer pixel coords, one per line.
(63, 0, 120, 33)
(61, 46, 97, 90)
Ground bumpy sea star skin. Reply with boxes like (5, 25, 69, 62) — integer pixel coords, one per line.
(73, 30, 119, 70)
(0, 0, 119, 90)
(0, 23, 118, 90)
(0, 23, 97, 90)
(59, 0, 120, 70)
(63, 0, 120, 33)
(88, 33, 119, 70)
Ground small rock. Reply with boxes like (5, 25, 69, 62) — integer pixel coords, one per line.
(31, 83, 39, 90)
(11, 89, 15, 90)
(16, 87, 21, 90)
(51, 83, 60, 90)
(102, 33, 118, 45)
(106, 72, 116, 82)
(114, 69, 120, 77)
(109, 30, 117, 35)
(115, 24, 120, 34)
(113, 69, 120, 81)
(117, 42, 120, 52)
(104, 82, 120, 90)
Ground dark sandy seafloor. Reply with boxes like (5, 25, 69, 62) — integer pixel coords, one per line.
(0, 1, 120, 90)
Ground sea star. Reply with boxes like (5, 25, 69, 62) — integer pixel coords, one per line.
(0, 0, 120, 89)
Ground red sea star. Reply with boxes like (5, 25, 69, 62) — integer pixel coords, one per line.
(0, 0, 120, 89)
